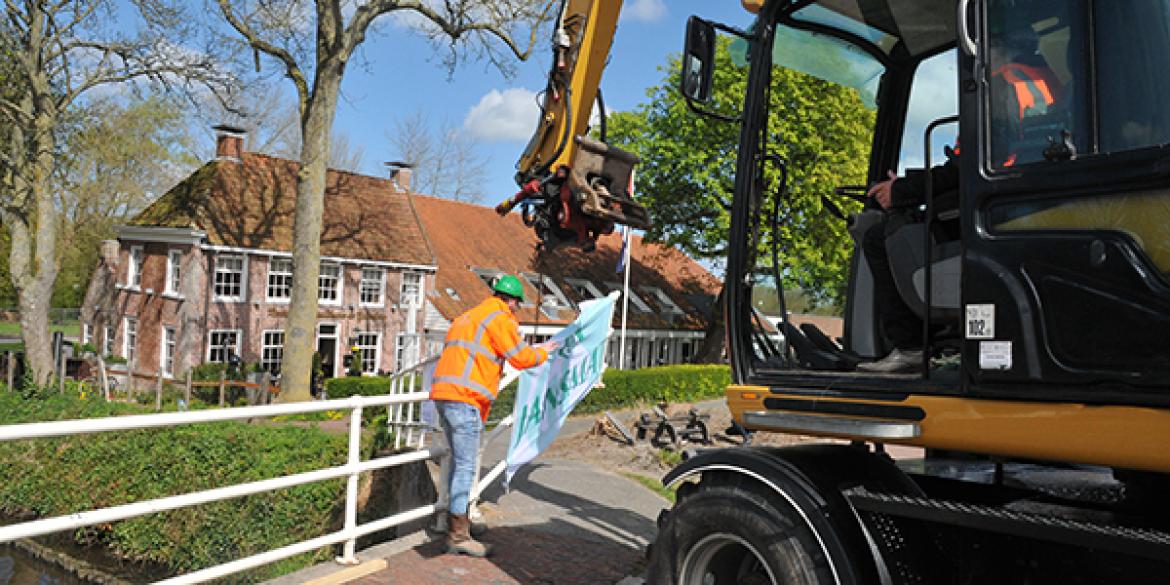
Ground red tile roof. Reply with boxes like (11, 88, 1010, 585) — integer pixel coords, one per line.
(130, 153, 435, 267)
(410, 194, 722, 330)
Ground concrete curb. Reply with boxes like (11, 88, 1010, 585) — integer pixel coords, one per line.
(260, 530, 432, 585)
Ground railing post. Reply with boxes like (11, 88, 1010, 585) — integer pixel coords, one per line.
(6, 351, 13, 391)
(97, 355, 109, 401)
(58, 355, 65, 394)
(127, 354, 136, 398)
(338, 401, 363, 565)
(184, 370, 192, 406)
(155, 368, 164, 411)
(392, 377, 403, 451)
(218, 371, 226, 407)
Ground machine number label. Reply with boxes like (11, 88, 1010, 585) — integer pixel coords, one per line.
(965, 304, 995, 339)
(979, 341, 1013, 370)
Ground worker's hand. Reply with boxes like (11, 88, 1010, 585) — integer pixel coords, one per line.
(537, 339, 562, 353)
(866, 170, 897, 210)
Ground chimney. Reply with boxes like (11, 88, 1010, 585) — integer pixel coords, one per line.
(212, 124, 247, 163)
(385, 161, 414, 193)
(100, 240, 121, 267)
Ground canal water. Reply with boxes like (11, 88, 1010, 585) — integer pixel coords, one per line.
(0, 545, 82, 585)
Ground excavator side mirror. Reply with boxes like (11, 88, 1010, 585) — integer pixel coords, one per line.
(682, 16, 716, 104)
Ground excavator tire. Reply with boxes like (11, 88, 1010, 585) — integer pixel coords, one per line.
(646, 472, 834, 585)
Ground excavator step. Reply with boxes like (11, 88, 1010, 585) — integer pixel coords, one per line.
(845, 486, 1170, 561)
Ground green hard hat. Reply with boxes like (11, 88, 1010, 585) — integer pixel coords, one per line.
(492, 274, 525, 301)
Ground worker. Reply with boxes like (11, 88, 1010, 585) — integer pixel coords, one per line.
(859, 13, 1061, 373)
(429, 274, 560, 556)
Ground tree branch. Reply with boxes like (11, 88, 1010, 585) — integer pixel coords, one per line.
(216, 0, 309, 108)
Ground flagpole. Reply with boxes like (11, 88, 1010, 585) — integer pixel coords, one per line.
(618, 226, 631, 370)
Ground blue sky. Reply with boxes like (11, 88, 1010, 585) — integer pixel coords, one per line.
(326, 0, 756, 202)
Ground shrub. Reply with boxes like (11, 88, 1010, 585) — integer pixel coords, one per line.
(0, 392, 352, 582)
(490, 364, 730, 419)
(323, 376, 392, 399)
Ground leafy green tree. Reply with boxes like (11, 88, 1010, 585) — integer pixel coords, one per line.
(51, 97, 199, 307)
(606, 39, 874, 359)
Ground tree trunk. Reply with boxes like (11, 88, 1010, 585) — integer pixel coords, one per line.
(280, 68, 343, 402)
(692, 284, 727, 364)
(7, 103, 60, 387)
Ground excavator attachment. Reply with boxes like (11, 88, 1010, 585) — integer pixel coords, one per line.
(495, 0, 651, 252)
(496, 136, 651, 252)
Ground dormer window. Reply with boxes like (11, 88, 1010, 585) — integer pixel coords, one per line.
(641, 286, 684, 314)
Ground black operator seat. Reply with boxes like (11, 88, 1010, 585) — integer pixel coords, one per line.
(884, 188, 962, 321)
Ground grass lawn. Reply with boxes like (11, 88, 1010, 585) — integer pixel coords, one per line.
(622, 472, 677, 503)
(0, 321, 81, 339)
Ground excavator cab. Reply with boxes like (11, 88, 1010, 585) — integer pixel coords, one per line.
(496, 0, 651, 252)
(685, 0, 1170, 401)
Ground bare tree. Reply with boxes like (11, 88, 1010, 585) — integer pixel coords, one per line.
(0, 0, 229, 386)
(387, 110, 489, 202)
(217, 0, 557, 401)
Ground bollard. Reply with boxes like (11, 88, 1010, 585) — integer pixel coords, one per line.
(218, 370, 226, 407)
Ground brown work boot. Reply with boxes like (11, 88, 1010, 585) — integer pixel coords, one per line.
(446, 513, 492, 557)
(436, 513, 488, 537)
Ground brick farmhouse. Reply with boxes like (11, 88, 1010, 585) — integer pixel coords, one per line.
(82, 129, 723, 384)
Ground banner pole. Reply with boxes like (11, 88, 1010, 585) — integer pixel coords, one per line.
(618, 227, 631, 370)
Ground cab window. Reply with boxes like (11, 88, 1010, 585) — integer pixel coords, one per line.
(985, 0, 1170, 168)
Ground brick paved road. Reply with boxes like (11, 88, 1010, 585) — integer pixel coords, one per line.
(351, 527, 642, 585)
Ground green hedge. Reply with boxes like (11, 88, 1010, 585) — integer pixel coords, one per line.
(490, 364, 730, 419)
(0, 391, 351, 582)
(323, 375, 392, 399)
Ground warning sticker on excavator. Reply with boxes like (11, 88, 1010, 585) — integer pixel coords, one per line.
(965, 304, 995, 339)
(979, 341, 1012, 370)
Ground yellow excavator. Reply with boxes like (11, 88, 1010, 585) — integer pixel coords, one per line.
(493, 0, 651, 251)
(513, 0, 1170, 583)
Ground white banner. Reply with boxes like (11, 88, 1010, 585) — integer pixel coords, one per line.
(504, 292, 618, 487)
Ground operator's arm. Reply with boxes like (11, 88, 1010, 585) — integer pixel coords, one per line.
(890, 156, 960, 208)
(488, 315, 550, 370)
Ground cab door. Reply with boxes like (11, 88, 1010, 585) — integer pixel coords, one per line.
(959, 0, 1170, 402)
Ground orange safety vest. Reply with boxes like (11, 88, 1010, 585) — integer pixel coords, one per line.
(993, 62, 1061, 168)
(429, 296, 549, 421)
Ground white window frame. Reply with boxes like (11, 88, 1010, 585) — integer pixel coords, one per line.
(207, 329, 242, 364)
(471, 268, 503, 294)
(261, 330, 284, 375)
(354, 332, 381, 375)
(127, 246, 144, 289)
(123, 317, 138, 363)
(162, 326, 177, 377)
(165, 249, 183, 296)
(605, 282, 651, 312)
(359, 267, 386, 307)
(564, 277, 604, 301)
(213, 254, 247, 302)
(266, 257, 293, 303)
(641, 286, 684, 314)
(400, 271, 424, 308)
(82, 323, 93, 346)
(318, 262, 342, 305)
(103, 326, 115, 357)
(522, 273, 572, 309)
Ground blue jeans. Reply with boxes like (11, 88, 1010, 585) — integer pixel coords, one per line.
(436, 400, 482, 515)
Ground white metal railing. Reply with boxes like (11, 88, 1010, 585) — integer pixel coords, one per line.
(0, 361, 444, 584)
(1, 356, 525, 584)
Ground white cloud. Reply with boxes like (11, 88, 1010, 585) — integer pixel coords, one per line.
(463, 88, 540, 142)
(622, 0, 667, 23)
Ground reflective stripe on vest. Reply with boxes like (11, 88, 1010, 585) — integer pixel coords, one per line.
(994, 63, 1056, 121)
(440, 310, 505, 402)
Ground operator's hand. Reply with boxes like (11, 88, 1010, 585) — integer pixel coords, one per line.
(866, 170, 897, 210)
(537, 340, 562, 353)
